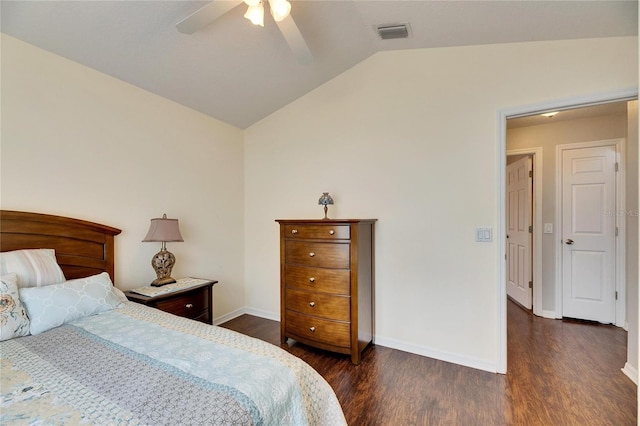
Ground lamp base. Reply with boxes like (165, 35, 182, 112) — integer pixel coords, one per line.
(150, 277, 177, 287)
(150, 248, 177, 287)
(322, 204, 329, 220)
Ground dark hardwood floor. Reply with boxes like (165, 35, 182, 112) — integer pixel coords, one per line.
(220, 300, 637, 425)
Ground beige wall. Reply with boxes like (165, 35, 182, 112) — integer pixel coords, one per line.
(0, 35, 246, 319)
(244, 37, 638, 372)
(507, 113, 629, 312)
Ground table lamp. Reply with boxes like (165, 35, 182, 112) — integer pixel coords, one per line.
(318, 192, 334, 220)
(142, 213, 184, 286)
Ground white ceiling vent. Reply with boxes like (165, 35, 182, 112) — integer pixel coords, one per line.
(376, 23, 411, 40)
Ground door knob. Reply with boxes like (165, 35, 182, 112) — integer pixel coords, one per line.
(565, 239, 574, 245)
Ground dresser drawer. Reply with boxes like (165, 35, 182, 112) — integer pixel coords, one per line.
(285, 310, 351, 348)
(284, 224, 350, 240)
(155, 289, 209, 320)
(285, 240, 350, 268)
(286, 288, 350, 321)
(285, 265, 350, 294)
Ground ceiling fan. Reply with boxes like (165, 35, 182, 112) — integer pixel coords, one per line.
(176, 0, 313, 64)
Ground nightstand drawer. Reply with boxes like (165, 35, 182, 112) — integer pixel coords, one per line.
(283, 224, 350, 240)
(155, 290, 208, 319)
(285, 265, 350, 294)
(285, 310, 351, 348)
(285, 288, 350, 321)
(285, 240, 350, 268)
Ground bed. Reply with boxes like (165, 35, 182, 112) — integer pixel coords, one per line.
(0, 210, 346, 425)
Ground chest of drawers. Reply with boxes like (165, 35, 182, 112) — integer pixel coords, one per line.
(276, 219, 376, 364)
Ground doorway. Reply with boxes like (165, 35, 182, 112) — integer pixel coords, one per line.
(496, 89, 637, 374)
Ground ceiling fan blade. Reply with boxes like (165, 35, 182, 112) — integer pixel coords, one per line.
(273, 13, 313, 64)
(176, 0, 244, 34)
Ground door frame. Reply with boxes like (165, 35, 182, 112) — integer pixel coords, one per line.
(506, 148, 543, 317)
(495, 87, 637, 374)
(555, 138, 626, 327)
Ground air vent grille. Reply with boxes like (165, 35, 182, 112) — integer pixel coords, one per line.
(376, 24, 410, 40)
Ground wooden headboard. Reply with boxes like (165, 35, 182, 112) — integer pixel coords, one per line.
(0, 210, 122, 282)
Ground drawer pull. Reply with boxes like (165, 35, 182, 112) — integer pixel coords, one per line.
(309, 301, 315, 307)
(329, 229, 335, 235)
(309, 252, 315, 257)
(291, 229, 298, 234)
(309, 277, 315, 283)
(309, 326, 316, 332)
(185, 303, 194, 309)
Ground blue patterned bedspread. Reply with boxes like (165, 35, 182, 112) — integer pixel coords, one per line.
(0, 303, 346, 425)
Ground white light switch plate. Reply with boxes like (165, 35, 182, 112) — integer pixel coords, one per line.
(476, 227, 492, 242)
(544, 223, 553, 234)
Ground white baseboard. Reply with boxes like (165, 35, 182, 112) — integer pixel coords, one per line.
(212, 308, 246, 326)
(621, 362, 638, 385)
(213, 307, 280, 325)
(216, 310, 498, 373)
(542, 310, 558, 319)
(244, 307, 280, 322)
(374, 335, 498, 374)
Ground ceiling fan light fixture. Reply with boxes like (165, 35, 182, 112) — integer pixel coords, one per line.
(269, 0, 291, 22)
(244, 1, 264, 26)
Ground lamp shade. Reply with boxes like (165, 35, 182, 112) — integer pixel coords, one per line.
(244, 2, 264, 26)
(269, 0, 291, 22)
(318, 192, 334, 206)
(142, 215, 184, 243)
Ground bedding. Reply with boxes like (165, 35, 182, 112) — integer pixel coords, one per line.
(0, 273, 30, 341)
(1, 301, 347, 425)
(0, 249, 66, 288)
(19, 272, 123, 335)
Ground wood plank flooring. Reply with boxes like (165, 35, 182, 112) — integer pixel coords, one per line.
(220, 300, 637, 425)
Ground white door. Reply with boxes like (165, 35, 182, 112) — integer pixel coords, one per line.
(506, 156, 533, 309)
(561, 145, 616, 323)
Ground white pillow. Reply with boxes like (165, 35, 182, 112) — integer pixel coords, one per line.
(0, 249, 66, 288)
(0, 273, 31, 341)
(111, 286, 129, 304)
(20, 272, 122, 335)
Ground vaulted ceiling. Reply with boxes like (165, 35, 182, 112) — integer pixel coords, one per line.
(2, 1, 637, 128)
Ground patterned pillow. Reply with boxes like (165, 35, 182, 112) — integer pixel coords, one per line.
(19, 272, 122, 335)
(0, 249, 66, 288)
(0, 273, 31, 341)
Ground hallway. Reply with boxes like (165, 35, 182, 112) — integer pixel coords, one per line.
(506, 300, 635, 424)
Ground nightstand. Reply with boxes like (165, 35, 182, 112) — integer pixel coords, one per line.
(125, 278, 217, 325)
